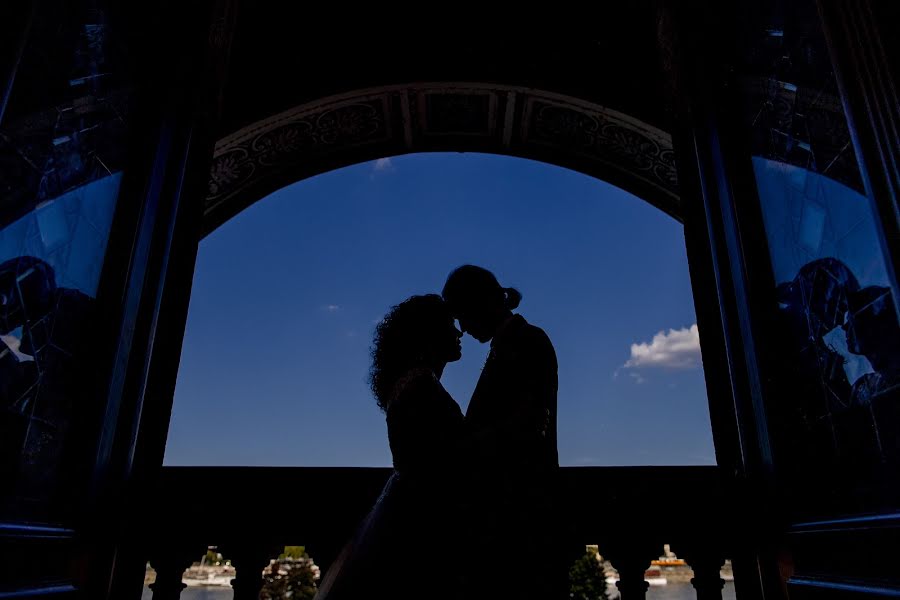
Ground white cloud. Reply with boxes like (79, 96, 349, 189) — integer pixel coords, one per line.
(624, 324, 701, 370)
(629, 371, 646, 384)
(323, 304, 341, 313)
(372, 157, 393, 172)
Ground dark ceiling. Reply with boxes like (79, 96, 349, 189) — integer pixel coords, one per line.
(218, 4, 672, 139)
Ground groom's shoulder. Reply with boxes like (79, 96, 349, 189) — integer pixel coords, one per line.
(517, 319, 556, 358)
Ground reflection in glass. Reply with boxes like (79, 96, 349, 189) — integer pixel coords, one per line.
(0, 0, 129, 521)
(735, 0, 900, 516)
(0, 175, 120, 519)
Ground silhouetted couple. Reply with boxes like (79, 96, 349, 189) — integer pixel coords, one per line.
(774, 257, 900, 474)
(317, 265, 564, 600)
(0, 256, 98, 514)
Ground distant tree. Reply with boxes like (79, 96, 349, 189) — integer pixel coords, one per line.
(279, 545, 307, 561)
(260, 546, 319, 600)
(569, 546, 610, 600)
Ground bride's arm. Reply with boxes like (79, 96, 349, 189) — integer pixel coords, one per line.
(388, 374, 468, 470)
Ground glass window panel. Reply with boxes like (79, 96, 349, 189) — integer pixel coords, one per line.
(732, 0, 900, 517)
(0, 1, 132, 523)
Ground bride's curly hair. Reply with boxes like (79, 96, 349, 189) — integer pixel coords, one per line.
(370, 294, 451, 412)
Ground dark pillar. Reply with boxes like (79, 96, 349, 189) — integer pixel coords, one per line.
(687, 554, 726, 600)
(615, 555, 650, 600)
(228, 546, 274, 600)
(148, 551, 195, 600)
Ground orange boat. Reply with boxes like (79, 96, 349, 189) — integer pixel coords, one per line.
(651, 558, 688, 567)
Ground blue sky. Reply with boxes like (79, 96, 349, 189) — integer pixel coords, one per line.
(164, 153, 714, 467)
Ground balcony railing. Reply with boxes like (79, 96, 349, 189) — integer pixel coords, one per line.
(141, 466, 736, 599)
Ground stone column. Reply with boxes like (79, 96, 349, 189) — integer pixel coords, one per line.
(148, 551, 196, 600)
(613, 553, 651, 600)
(683, 547, 726, 600)
(228, 545, 275, 600)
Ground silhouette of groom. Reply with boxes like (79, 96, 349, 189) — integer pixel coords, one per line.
(442, 265, 563, 600)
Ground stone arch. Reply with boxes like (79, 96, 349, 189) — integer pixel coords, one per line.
(203, 83, 680, 236)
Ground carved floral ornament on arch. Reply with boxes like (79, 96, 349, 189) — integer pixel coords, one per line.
(204, 84, 681, 225)
(528, 99, 677, 189)
(208, 100, 387, 200)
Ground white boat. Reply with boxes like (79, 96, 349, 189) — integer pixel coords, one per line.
(182, 572, 233, 587)
(605, 575, 668, 587)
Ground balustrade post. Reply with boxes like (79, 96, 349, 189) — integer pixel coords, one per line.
(683, 548, 726, 600)
(227, 544, 278, 600)
(599, 540, 662, 600)
(614, 554, 651, 600)
(148, 549, 198, 600)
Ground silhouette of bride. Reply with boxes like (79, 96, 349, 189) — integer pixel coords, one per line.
(316, 294, 467, 600)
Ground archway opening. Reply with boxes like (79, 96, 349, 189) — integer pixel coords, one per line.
(165, 153, 713, 468)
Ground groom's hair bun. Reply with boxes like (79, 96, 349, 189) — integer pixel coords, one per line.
(503, 287, 522, 310)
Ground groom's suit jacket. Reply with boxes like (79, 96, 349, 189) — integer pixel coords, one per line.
(464, 314, 562, 600)
(466, 313, 559, 479)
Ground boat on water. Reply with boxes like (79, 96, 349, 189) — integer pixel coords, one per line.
(605, 567, 668, 588)
(182, 572, 233, 587)
(644, 566, 669, 586)
(181, 564, 235, 588)
(652, 558, 687, 567)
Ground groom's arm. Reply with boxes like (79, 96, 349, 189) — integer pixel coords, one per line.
(466, 328, 557, 463)
(504, 328, 557, 447)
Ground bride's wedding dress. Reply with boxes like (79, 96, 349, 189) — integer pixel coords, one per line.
(315, 368, 467, 600)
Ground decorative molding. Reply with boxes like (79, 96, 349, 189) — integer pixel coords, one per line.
(400, 92, 413, 150)
(502, 91, 517, 147)
(204, 83, 682, 233)
(521, 95, 679, 193)
(208, 93, 391, 211)
(416, 87, 498, 137)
